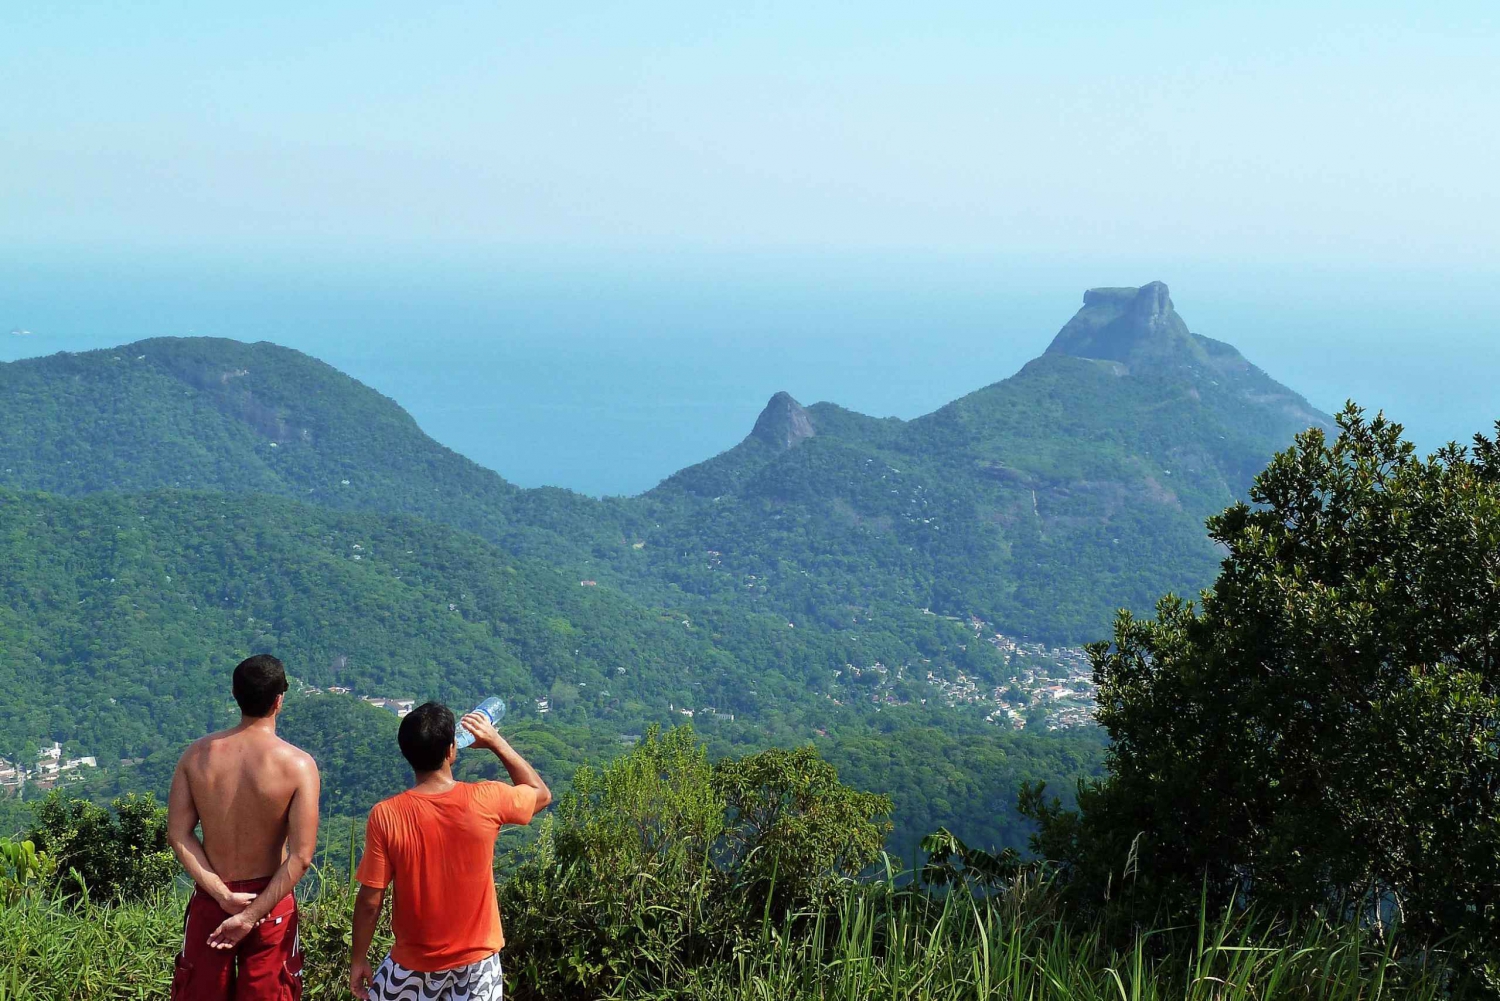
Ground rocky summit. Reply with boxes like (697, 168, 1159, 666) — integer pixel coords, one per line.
(1046, 281, 1197, 369)
(749, 391, 816, 451)
(0, 283, 1331, 642)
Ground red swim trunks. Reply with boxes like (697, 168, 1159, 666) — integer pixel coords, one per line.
(171, 877, 303, 1001)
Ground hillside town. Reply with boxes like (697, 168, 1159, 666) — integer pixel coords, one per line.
(925, 637, 1097, 731)
(0, 742, 99, 795)
(978, 629, 1097, 730)
(298, 680, 416, 718)
(835, 620, 1099, 731)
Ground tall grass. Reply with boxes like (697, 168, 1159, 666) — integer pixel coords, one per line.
(652, 885, 1452, 1001)
(0, 875, 1454, 1001)
(0, 869, 381, 1001)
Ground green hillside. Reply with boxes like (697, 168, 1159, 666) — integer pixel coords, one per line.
(639, 282, 1332, 639)
(0, 285, 1330, 642)
(0, 336, 634, 565)
(0, 487, 1098, 855)
(0, 485, 837, 762)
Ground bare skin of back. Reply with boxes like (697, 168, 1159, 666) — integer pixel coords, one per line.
(168, 704, 320, 949)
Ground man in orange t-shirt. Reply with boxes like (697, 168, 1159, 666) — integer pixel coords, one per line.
(349, 702, 551, 1001)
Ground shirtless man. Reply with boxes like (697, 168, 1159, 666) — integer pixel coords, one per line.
(167, 654, 320, 1001)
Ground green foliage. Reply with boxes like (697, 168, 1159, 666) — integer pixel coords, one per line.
(917, 827, 1022, 893)
(0, 837, 55, 903)
(0, 800, 33, 842)
(0, 878, 385, 1001)
(1027, 406, 1500, 987)
(815, 721, 1106, 863)
(559, 725, 726, 878)
(25, 792, 174, 902)
(0, 878, 1454, 1001)
(499, 726, 727, 997)
(0, 483, 1106, 859)
(499, 727, 892, 999)
(713, 745, 891, 915)
(662, 887, 1451, 1001)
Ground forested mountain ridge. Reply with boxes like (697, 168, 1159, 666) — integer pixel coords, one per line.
(639, 282, 1333, 639)
(0, 486, 1099, 854)
(0, 336, 635, 565)
(0, 284, 1330, 641)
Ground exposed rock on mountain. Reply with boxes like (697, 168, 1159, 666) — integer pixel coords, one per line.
(750, 392, 816, 451)
(0, 284, 1332, 641)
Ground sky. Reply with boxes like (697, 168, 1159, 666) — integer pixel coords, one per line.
(3, 2, 1497, 494)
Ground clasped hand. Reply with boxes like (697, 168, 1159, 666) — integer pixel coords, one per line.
(208, 890, 264, 950)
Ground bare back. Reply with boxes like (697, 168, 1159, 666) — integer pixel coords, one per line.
(172, 725, 317, 882)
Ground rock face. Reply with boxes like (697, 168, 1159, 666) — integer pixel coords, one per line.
(750, 391, 816, 451)
(1041, 281, 1330, 431)
(1046, 281, 1201, 371)
(650, 281, 1337, 640)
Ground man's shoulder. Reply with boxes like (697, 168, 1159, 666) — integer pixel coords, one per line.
(464, 780, 534, 810)
(369, 789, 413, 818)
(268, 735, 319, 775)
(460, 780, 505, 800)
(183, 727, 233, 752)
(176, 730, 224, 768)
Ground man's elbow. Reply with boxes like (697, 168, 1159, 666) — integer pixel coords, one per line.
(166, 833, 194, 865)
(286, 847, 316, 882)
(355, 886, 386, 917)
(166, 813, 193, 848)
(532, 783, 553, 812)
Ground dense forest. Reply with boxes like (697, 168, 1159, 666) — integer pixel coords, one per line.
(0, 283, 1323, 859)
(0, 284, 1327, 644)
(1, 295, 1492, 996)
(0, 487, 1102, 855)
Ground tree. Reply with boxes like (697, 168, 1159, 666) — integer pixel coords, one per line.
(27, 792, 175, 902)
(1027, 406, 1499, 981)
(500, 725, 724, 998)
(500, 727, 894, 1000)
(713, 744, 891, 915)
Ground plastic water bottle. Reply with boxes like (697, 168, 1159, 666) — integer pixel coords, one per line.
(454, 697, 507, 749)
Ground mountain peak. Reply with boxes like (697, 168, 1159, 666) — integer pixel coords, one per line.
(751, 391, 815, 451)
(1045, 281, 1200, 369)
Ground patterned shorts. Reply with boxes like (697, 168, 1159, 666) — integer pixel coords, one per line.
(369, 952, 503, 1001)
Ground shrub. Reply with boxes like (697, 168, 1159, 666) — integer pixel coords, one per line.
(1026, 406, 1500, 989)
(0, 836, 56, 903)
(501, 725, 723, 997)
(713, 745, 890, 918)
(500, 726, 892, 1000)
(26, 792, 175, 902)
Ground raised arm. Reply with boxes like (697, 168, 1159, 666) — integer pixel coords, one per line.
(207, 752, 321, 949)
(167, 753, 250, 913)
(461, 712, 552, 810)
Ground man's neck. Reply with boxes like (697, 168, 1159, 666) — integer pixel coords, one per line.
(235, 713, 277, 736)
(411, 765, 457, 795)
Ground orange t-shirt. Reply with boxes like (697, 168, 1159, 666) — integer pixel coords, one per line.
(356, 781, 538, 972)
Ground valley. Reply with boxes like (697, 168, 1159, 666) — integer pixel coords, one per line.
(0, 282, 1325, 854)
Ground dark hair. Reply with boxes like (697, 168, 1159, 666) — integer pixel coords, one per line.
(232, 654, 288, 718)
(398, 702, 456, 772)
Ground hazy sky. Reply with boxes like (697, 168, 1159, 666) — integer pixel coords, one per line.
(5, 2, 1496, 264)
(3, 3, 1497, 495)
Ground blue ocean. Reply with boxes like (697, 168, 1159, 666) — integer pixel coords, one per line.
(3, 251, 1494, 497)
